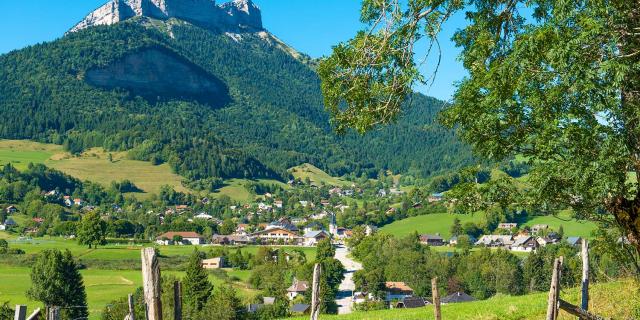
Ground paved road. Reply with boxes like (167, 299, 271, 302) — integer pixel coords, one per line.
(334, 245, 363, 315)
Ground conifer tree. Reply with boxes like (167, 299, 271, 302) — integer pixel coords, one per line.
(183, 249, 213, 315)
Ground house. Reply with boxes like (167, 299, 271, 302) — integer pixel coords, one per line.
(291, 217, 307, 225)
(211, 234, 254, 245)
(73, 198, 84, 206)
(236, 224, 250, 234)
(566, 237, 583, 247)
(194, 212, 213, 220)
(155, 232, 204, 245)
(310, 211, 329, 220)
(412, 202, 423, 209)
(419, 234, 445, 246)
(511, 236, 539, 252)
(531, 224, 549, 234)
(441, 292, 476, 304)
(329, 187, 343, 196)
(5, 205, 17, 214)
(394, 296, 427, 309)
(32, 218, 45, 224)
(449, 236, 475, 246)
(175, 205, 189, 213)
(251, 227, 301, 244)
(304, 222, 324, 233)
(258, 203, 272, 212)
(364, 225, 377, 236)
(377, 189, 388, 197)
(384, 282, 414, 301)
(287, 279, 309, 300)
(63, 196, 73, 207)
(202, 257, 225, 269)
(290, 304, 310, 314)
(2, 217, 17, 230)
(497, 223, 518, 230)
(536, 236, 559, 247)
(303, 230, 331, 246)
(273, 200, 283, 209)
(343, 189, 354, 196)
(475, 235, 514, 248)
(428, 193, 444, 203)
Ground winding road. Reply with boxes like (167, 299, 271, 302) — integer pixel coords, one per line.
(334, 244, 363, 315)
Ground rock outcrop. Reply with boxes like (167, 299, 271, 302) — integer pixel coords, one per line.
(85, 47, 230, 107)
(70, 0, 262, 33)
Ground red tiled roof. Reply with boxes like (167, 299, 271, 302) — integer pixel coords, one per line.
(385, 282, 414, 294)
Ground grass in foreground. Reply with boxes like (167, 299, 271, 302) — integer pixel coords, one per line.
(289, 280, 639, 320)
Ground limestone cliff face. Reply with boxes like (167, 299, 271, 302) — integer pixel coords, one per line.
(85, 47, 230, 107)
(70, 0, 262, 33)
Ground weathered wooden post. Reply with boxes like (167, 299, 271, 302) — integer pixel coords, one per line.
(581, 239, 589, 311)
(14, 305, 27, 320)
(546, 257, 563, 320)
(431, 277, 441, 320)
(125, 294, 136, 320)
(47, 307, 59, 320)
(25, 308, 40, 320)
(173, 281, 182, 320)
(141, 248, 162, 320)
(310, 263, 322, 320)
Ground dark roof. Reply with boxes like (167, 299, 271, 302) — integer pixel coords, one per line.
(441, 292, 476, 304)
(247, 304, 264, 313)
(291, 304, 310, 313)
(402, 296, 426, 308)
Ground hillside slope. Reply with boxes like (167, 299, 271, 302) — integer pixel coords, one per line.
(0, 4, 475, 184)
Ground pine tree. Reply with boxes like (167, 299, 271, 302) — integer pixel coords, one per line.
(27, 250, 88, 318)
(450, 218, 462, 237)
(183, 249, 213, 315)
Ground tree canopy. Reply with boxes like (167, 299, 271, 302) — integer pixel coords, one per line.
(319, 0, 640, 253)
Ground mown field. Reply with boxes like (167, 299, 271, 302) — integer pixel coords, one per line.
(380, 211, 598, 240)
(0, 139, 289, 201)
(289, 163, 350, 187)
(290, 280, 639, 320)
(0, 232, 318, 319)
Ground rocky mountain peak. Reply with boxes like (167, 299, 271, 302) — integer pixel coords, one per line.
(70, 0, 263, 33)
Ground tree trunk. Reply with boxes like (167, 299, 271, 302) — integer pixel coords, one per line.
(608, 197, 640, 255)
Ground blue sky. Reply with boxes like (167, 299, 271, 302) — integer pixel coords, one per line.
(0, 0, 467, 101)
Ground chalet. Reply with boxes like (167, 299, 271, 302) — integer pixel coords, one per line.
(264, 193, 273, 198)
(73, 198, 84, 206)
(45, 190, 59, 197)
(536, 236, 559, 247)
(290, 304, 310, 315)
(511, 236, 539, 252)
(328, 187, 343, 196)
(194, 213, 213, 220)
(273, 200, 283, 209)
(155, 232, 204, 245)
(384, 282, 414, 301)
(475, 235, 514, 248)
(211, 234, 254, 245)
(419, 234, 445, 246)
(5, 205, 17, 214)
(394, 296, 428, 309)
(320, 200, 330, 207)
(428, 193, 444, 203)
(531, 224, 549, 234)
(258, 203, 272, 212)
(334, 227, 350, 239)
(287, 279, 309, 300)
(303, 230, 330, 246)
(63, 196, 73, 207)
(2, 217, 16, 228)
(251, 227, 301, 244)
(202, 257, 225, 269)
(567, 237, 583, 247)
(441, 292, 476, 304)
(497, 223, 518, 230)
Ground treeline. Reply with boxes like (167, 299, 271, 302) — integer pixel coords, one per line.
(348, 232, 637, 307)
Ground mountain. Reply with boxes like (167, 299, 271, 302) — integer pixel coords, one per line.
(0, 0, 475, 185)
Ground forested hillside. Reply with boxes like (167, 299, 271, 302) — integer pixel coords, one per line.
(0, 17, 474, 183)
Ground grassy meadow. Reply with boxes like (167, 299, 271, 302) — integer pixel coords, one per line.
(380, 211, 598, 240)
(289, 163, 349, 187)
(289, 280, 639, 320)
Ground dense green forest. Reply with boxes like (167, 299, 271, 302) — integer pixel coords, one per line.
(0, 17, 474, 183)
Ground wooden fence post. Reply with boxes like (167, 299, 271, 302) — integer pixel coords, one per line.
(173, 281, 182, 320)
(47, 307, 59, 320)
(431, 277, 441, 320)
(581, 239, 589, 311)
(141, 248, 162, 320)
(310, 263, 322, 320)
(126, 293, 136, 320)
(25, 308, 40, 320)
(546, 257, 563, 320)
(14, 305, 26, 320)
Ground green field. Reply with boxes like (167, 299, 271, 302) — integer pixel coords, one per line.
(0, 140, 60, 170)
(290, 280, 639, 320)
(212, 178, 289, 202)
(380, 211, 598, 240)
(289, 163, 349, 187)
(379, 213, 486, 239)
